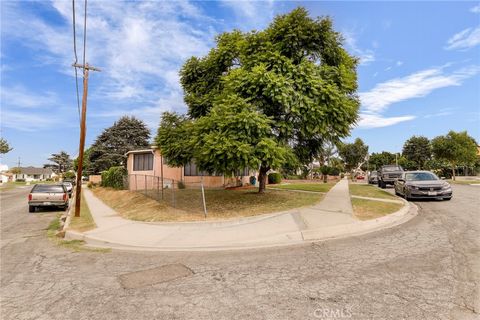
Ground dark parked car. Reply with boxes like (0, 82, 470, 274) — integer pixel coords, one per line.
(368, 171, 378, 184)
(394, 171, 452, 201)
(28, 184, 69, 212)
(377, 165, 404, 188)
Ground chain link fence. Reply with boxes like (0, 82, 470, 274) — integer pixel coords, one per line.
(126, 174, 208, 217)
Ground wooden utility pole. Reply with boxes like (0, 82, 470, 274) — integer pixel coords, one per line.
(73, 63, 100, 217)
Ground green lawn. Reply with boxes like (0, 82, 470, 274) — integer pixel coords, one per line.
(268, 181, 337, 193)
(349, 183, 397, 199)
(68, 194, 96, 232)
(92, 186, 323, 222)
(352, 198, 403, 221)
(447, 179, 480, 185)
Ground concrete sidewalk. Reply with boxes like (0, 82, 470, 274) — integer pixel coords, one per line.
(65, 179, 417, 251)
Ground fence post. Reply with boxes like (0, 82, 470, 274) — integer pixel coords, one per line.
(134, 174, 137, 191)
(157, 176, 160, 200)
(201, 177, 207, 218)
(144, 175, 147, 196)
(172, 180, 176, 209)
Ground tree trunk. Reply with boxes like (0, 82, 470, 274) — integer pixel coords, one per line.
(452, 164, 456, 181)
(258, 165, 270, 194)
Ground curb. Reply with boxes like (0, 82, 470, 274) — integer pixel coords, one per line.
(65, 198, 417, 252)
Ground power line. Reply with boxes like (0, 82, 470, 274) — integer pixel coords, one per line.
(72, 0, 81, 122)
(82, 0, 87, 68)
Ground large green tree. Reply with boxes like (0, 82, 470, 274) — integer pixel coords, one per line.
(0, 138, 12, 154)
(157, 8, 360, 193)
(402, 135, 431, 169)
(73, 147, 93, 175)
(89, 116, 150, 174)
(46, 151, 72, 175)
(337, 138, 368, 173)
(431, 131, 478, 180)
(367, 151, 397, 170)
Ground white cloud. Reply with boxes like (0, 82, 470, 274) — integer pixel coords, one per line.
(470, 4, 480, 13)
(1, 86, 58, 109)
(359, 65, 480, 114)
(220, 0, 275, 29)
(342, 31, 375, 65)
(2, 1, 217, 126)
(357, 114, 416, 129)
(445, 26, 480, 50)
(396, 61, 403, 66)
(357, 64, 480, 129)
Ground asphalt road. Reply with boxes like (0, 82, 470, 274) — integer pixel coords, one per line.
(1, 184, 479, 320)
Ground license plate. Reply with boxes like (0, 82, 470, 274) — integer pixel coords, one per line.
(43, 202, 51, 205)
(427, 191, 437, 196)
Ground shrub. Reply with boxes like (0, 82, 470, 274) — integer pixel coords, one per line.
(64, 171, 76, 179)
(101, 166, 127, 189)
(329, 167, 341, 176)
(177, 181, 186, 189)
(87, 181, 98, 189)
(286, 175, 302, 180)
(268, 172, 282, 184)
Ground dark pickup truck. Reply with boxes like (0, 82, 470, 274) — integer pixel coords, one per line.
(377, 165, 404, 188)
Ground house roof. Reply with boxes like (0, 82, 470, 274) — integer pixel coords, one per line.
(18, 167, 53, 175)
(125, 147, 157, 156)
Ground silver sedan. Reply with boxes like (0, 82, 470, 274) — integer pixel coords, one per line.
(394, 171, 452, 201)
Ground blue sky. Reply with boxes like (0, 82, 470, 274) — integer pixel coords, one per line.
(1, 1, 479, 168)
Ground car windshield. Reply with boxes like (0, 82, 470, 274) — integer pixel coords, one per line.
(405, 172, 439, 181)
(383, 166, 402, 172)
(33, 185, 65, 193)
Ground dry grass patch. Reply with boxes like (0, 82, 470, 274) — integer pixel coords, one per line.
(352, 198, 403, 221)
(68, 194, 96, 232)
(349, 183, 397, 199)
(92, 187, 322, 222)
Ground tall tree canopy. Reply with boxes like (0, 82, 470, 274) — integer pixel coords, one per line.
(402, 135, 431, 169)
(0, 138, 12, 154)
(46, 151, 72, 174)
(431, 131, 478, 180)
(368, 151, 397, 170)
(157, 7, 360, 192)
(337, 138, 368, 172)
(89, 116, 150, 174)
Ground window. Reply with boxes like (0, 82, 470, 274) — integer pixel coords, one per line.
(234, 168, 249, 176)
(184, 162, 222, 176)
(133, 153, 153, 171)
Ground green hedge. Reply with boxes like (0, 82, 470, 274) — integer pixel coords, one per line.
(101, 166, 127, 189)
(268, 172, 282, 184)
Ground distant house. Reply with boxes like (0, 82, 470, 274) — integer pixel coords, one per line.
(125, 147, 255, 189)
(13, 167, 54, 182)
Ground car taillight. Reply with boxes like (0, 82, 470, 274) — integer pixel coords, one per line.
(28, 194, 32, 201)
(63, 193, 67, 201)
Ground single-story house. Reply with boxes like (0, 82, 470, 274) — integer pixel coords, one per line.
(126, 147, 255, 190)
(13, 167, 54, 182)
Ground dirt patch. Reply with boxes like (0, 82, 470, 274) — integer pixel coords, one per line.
(119, 264, 193, 289)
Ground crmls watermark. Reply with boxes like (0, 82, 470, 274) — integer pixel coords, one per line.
(313, 306, 353, 319)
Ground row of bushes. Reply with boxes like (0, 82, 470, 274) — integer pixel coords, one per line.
(101, 166, 127, 189)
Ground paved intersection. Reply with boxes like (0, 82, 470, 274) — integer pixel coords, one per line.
(1, 184, 479, 320)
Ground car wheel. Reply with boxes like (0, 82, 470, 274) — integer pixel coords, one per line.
(29, 206, 35, 213)
(380, 180, 386, 189)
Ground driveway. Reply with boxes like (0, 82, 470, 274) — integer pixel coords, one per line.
(1, 184, 479, 320)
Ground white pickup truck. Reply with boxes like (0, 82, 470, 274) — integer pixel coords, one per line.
(28, 184, 69, 213)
